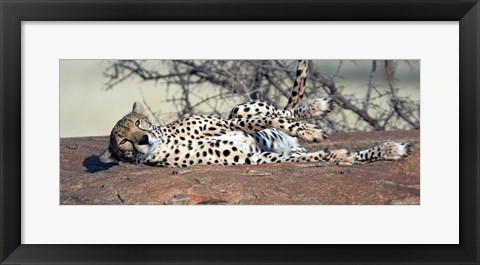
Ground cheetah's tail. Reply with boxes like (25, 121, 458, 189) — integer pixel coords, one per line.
(355, 141, 413, 162)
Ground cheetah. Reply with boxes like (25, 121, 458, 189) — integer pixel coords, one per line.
(99, 60, 412, 167)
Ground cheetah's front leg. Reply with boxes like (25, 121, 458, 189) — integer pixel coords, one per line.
(228, 116, 327, 142)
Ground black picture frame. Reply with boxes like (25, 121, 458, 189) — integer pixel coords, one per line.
(1, 0, 478, 264)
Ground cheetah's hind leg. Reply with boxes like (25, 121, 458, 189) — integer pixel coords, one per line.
(228, 116, 327, 142)
(355, 141, 413, 162)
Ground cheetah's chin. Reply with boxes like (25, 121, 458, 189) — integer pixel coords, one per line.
(135, 140, 159, 156)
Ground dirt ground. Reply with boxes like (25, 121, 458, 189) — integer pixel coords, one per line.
(60, 130, 420, 205)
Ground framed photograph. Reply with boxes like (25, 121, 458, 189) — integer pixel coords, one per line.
(1, 0, 478, 264)
(60, 58, 421, 206)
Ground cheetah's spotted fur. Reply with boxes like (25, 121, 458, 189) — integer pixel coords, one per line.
(100, 60, 413, 167)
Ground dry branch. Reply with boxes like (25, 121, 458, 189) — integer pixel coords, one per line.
(101, 60, 420, 132)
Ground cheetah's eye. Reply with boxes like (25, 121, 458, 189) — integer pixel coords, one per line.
(135, 120, 140, 127)
(119, 139, 128, 145)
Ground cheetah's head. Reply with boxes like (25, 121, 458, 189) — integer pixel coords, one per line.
(99, 102, 160, 164)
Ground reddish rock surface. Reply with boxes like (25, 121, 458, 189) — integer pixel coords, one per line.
(60, 130, 420, 205)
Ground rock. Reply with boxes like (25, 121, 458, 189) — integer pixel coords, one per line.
(60, 130, 420, 205)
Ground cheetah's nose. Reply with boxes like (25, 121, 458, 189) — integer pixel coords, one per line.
(138, 134, 149, 145)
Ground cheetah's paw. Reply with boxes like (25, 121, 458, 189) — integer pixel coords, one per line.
(333, 149, 356, 165)
(306, 98, 335, 118)
(297, 124, 328, 142)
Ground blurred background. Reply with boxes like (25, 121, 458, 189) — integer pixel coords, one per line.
(60, 60, 420, 137)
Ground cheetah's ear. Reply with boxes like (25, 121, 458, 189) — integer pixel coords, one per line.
(99, 148, 119, 163)
(132, 101, 146, 115)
